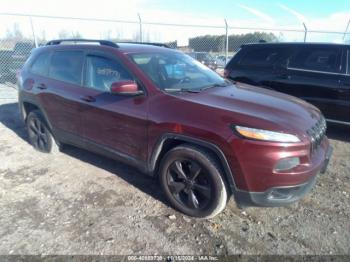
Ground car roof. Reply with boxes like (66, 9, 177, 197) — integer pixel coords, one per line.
(242, 42, 350, 48)
(117, 43, 178, 54)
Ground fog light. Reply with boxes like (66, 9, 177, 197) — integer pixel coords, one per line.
(274, 157, 300, 172)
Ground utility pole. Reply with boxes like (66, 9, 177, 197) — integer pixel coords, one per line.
(137, 13, 142, 42)
(343, 19, 350, 41)
(29, 16, 38, 47)
(302, 22, 307, 42)
(224, 19, 229, 65)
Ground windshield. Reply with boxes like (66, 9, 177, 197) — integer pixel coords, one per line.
(129, 52, 227, 91)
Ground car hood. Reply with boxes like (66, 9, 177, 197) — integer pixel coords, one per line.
(178, 82, 322, 138)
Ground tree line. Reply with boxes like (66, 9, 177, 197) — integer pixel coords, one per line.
(189, 32, 279, 52)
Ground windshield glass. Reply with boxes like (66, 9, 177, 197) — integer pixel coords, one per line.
(129, 52, 227, 91)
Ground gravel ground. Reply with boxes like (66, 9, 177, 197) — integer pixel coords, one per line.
(0, 84, 349, 255)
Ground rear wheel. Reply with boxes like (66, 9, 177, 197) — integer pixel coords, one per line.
(159, 145, 228, 218)
(26, 110, 59, 153)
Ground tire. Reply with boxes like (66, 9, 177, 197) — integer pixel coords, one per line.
(26, 110, 60, 154)
(159, 145, 228, 218)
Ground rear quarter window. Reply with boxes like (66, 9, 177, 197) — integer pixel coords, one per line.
(49, 51, 84, 85)
(30, 52, 50, 76)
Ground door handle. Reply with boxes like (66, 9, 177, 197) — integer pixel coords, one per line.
(80, 95, 96, 102)
(35, 83, 47, 90)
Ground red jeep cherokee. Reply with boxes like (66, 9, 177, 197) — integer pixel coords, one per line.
(18, 39, 332, 218)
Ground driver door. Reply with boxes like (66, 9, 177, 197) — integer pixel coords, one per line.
(79, 51, 148, 161)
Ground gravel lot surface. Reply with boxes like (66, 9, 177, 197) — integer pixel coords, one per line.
(0, 84, 349, 255)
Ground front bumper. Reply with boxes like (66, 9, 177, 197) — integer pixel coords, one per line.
(235, 146, 333, 207)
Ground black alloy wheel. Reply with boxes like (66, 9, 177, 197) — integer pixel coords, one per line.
(26, 110, 58, 153)
(159, 145, 228, 218)
(167, 159, 211, 210)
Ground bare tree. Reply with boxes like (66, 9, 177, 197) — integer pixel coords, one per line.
(5, 23, 24, 39)
(71, 31, 82, 39)
(37, 30, 47, 45)
(58, 30, 82, 39)
(101, 30, 112, 40)
(58, 30, 69, 39)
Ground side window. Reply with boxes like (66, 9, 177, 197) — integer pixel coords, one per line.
(289, 47, 341, 73)
(31, 52, 50, 76)
(49, 51, 84, 85)
(85, 55, 133, 92)
(239, 47, 284, 67)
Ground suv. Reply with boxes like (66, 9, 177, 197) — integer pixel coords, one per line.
(18, 39, 332, 218)
(224, 42, 350, 126)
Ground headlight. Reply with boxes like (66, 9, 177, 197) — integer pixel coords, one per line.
(235, 126, 300, 143)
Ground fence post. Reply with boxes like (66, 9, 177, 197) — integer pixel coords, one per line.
(343, 19, 350, 41)
(224, 19, 229, 65)
(29, 16, 38, 47)
(302, 22, 307, 42)
(137, 13, 143, 42)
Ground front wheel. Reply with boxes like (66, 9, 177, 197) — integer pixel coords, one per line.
(159, 145, 228, 218)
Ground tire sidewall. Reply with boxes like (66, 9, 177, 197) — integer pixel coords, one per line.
(159, 146, 227, 218)
(26, 110, 54, 153)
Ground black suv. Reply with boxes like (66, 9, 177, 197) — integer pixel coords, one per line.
(225, 43, 350, 125)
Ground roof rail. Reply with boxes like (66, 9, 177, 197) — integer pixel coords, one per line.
(118, 42, 172, 48)
(46, 39, 119, 48)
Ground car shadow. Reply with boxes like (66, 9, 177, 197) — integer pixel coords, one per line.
(0, 102, 28, 142)
(0, 102, 168, 206)
(60, 144, 167, 205)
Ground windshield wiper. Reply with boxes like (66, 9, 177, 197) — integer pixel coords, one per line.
(164, 80, 231, 93)
(164, 88, 201, 93)
(200, 80, 231, 91)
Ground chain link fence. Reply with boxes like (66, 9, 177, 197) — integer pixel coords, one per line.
(1, 13, 349, 86)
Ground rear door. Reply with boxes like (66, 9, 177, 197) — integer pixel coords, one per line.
(79, 51, 148, 161)
(271, 45, 343, 120)
(37, 50, 85, 141)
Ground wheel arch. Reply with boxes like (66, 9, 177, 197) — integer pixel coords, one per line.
(20, 99, 54, 131)
(21, 101, 39, 120)
(148, 133, 237, 195)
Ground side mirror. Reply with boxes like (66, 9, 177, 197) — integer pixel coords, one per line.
(110, 81, 143, 96)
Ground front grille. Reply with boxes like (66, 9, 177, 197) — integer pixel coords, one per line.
(307, 116, 327, 154)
